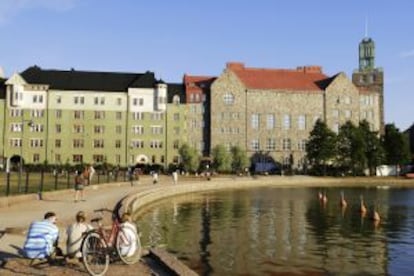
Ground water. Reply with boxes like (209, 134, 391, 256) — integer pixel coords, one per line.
(135, 186, 414, 275)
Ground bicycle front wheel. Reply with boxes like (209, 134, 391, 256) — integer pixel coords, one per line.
(115, 228, 142, 265)
(81, 231, 110, 276)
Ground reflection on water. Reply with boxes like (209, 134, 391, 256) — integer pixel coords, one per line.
(135, 186, 414, 275)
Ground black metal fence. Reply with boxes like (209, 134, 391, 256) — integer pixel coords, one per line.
(1, 169, 129, 197)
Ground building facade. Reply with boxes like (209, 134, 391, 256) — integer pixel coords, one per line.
(0, 66, 186, 169)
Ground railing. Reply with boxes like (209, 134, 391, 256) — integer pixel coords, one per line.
(0, 170, 130, 197)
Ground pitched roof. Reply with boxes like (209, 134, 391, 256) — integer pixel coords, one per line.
(167, 83, 186, 103)
(226, 62, 328, 91)
(20, 66, 156, 92)
(0, 78, 6, 99)
(184, 75, 216, 93)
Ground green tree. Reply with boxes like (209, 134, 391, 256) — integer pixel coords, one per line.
(382, 123, 410, 173)
(359, 120, 384, 175)
(336, 121, 366, 176)
(212, 144, 232, 173)
(178, 143, 200, 173)
(306, 119, 337, 176)
(230, 145, 249, 174)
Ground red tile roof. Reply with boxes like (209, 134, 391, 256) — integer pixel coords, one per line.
(226, 62, 328, 91)
(184, 74, 216, 93)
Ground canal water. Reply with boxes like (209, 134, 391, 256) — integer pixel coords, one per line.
(136, 186, 414, 275)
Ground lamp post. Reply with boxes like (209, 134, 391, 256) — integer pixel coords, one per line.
(18, 118, 34, 193)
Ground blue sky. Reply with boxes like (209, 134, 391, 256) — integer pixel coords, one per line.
(1, 0, 413, 131)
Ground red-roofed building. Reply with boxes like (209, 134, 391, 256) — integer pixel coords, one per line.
(210, 54, 382, 172)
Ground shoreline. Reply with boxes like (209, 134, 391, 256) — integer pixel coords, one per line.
(1, 175, 414, 275)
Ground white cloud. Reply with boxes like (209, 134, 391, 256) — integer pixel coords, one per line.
(400, 49, 414, 58)
(0, 0, 77, 24)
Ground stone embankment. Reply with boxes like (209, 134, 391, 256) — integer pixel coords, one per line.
(1, 175, 414, 275)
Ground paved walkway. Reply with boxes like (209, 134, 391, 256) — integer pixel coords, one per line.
(0, 175, 162, 259)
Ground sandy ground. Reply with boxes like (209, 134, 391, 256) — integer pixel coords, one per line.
(1, 174, 414, 275)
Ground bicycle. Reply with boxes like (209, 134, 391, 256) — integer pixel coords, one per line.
(80, 208, 142, 276)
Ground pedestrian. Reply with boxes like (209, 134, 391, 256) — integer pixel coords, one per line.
(23, 211, 61, 261)
(152, 171, 159, 184)
(74, 171, 85, 202)
(172, 170, 178, 184)
(88, 165, 95, 185)
(66, 211, 93, 259)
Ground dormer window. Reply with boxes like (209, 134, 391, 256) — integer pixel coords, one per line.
(173, 95, 180, 104)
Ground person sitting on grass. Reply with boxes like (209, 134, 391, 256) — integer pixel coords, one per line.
(23, 211, 61, 261)
(66, 211, 93, 259)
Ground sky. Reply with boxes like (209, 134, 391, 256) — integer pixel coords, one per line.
(1, 0, 413, 131)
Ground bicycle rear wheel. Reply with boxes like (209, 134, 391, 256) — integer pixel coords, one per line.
(115, 228, 142, 265)
(81, 231, 110, 276)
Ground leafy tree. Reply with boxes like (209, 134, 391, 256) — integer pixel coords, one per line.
(359, 120, 384, 175)
(382, 123, 410, 172)
(306, 119, 337, 175)
(336, 121, 366, 176)
(178, 143, 200, 173)
(230, 145, 249, 174)
(212, 144, 232, 173)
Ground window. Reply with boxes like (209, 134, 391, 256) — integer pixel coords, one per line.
(56, 96, 62, 104)
(251, 114, 260, 129)
(173, 156, 179, 163)
(132, 112, 144, 120)
(116, 112, 122, 120)
(298, 139, 306, 151)
(131, 140, 144, 148)
(33, 154, 40, 163)
(55, 124, 61, 133)
(115, 125, 122, 134)
(56, 110, 62, 118)
(74, 111, 84, 119)
(139, 98, 144, 106)
(173, 127, 180, 135)
(31, 110, 44, 117)
(94, 97, 99, 105)
(223, 92, 235, 105)
(150, 140, 163, 149)
(266, 138, 276, 150)
(173, 95, 180, 104)
(55, 154, 61, 163)
(94, 111, 105, 119)
(117, 98, 122, 105)
(93, 155, 105, 162)
(151, 126, 163, 135)
(73, 125, 84, 133)
(10, 109, 23, 117)
(73, 155, 83, 163)
(283, 115, 291, 129)
(251, 139, 260, 151)
(55, 139, 61, 148)
(173, 140, 179, 149)
(33, 95, 38, 103)
(266, 114, 275, 129)
(282, 138, 291, 150)
(173, 113, 180, 121)
(93, 139, 104, 148)
(94, 125, 105, 134)
(10, 123, 21, 132)
(132, 125, 144, 134)
(30, 139, 44, 148)
(31, 124, 44, 133)
(10, 138, 22, 147)
(73, 139, 84, 148)
(298, 115, 306, 130)
(115, 140, 122, 148)
(74, 96, 84, 105)
(151, 113, 164, 120)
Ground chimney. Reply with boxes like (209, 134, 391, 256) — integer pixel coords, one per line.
(226, 62, 245, 71)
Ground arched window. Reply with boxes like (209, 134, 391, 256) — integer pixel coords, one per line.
(223, 92, 234, 105)
(172, 95, 180, 104)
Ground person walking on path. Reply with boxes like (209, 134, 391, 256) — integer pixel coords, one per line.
(66, 211, 93, 259)
(172, 170, 178, 185)
(23, 211, 60, 260)
(152, 171, 159, 185)
(74, 171, 85, 202)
